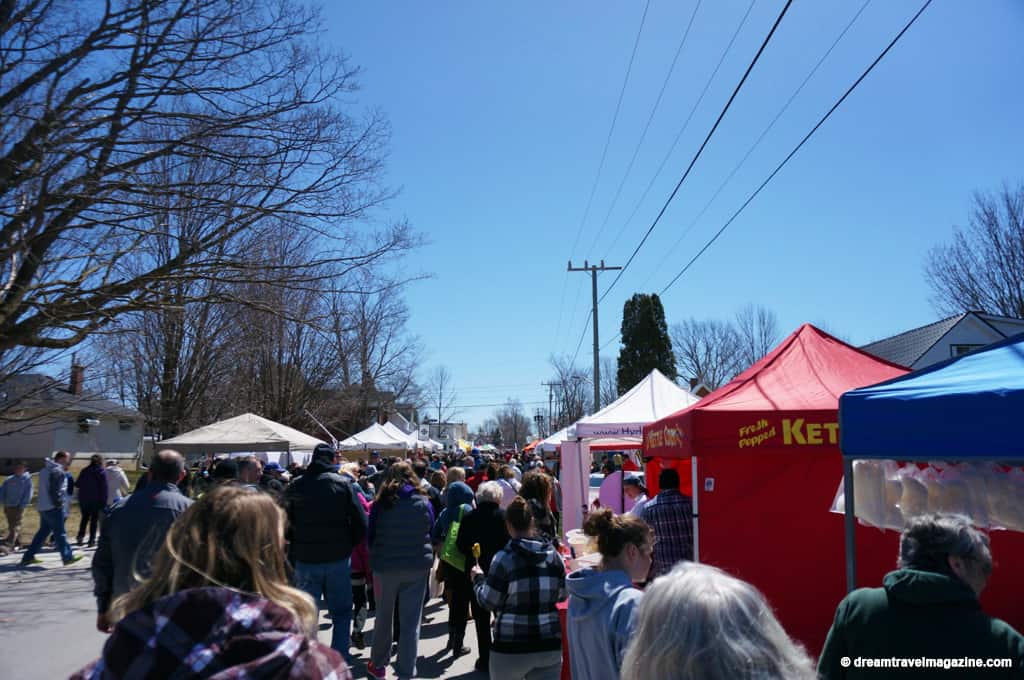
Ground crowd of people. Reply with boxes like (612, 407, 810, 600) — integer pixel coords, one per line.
(3, 445, 1023, 679)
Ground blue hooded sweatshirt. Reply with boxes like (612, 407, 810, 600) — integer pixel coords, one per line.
(431, 481, 474, 544)
(566, 567, 643, 680)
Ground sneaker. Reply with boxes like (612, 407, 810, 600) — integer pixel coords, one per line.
(352, 631, 365, 649)
(452, 645, 470, 657)
(474, 658, 489, 673)
(367, 661, 387, 679)
(63, 555, 85, 565)
(20, 557, 43, 566)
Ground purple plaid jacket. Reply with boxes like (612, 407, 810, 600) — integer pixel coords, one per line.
(71, 587, 351, 680)
(639, 489, 694, 579)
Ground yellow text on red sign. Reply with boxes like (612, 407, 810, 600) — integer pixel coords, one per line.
(782, 418, 839, 445)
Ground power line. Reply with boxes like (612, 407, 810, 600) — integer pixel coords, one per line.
(598, 0, 794, 305)
(452, 400, 549, 409)
(659, 0, 933, 297)
(568, 308, 593, 367)
(560, 275, 588, 356)
(638, 0, 873, 291)
(585, 0, 704, 259)
(603, 0, 758, 260)
(454, 383, 545, 392)
(555, 0, 652, 351)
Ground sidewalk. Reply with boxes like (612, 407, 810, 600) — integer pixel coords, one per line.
(0, 546, 488, 679)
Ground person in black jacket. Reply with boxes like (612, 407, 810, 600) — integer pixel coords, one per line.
(284, 443, 368, 664)
(456, 480, 511, 673)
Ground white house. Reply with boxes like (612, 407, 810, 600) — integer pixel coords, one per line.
(861, 311, 1024, 369)
(0, 365, 144, 473)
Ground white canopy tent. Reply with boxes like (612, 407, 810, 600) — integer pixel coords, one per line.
(558, 369, 700, 535)
(380, 421, 443, 451)
(338, 422, 411, 452)
(159, 413, 327, 466)
(538, 426, 638, 453)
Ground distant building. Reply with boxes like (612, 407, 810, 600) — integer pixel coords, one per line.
(860, 311, 1024, 369)
(687, 379, 713, 398)
(424, 421, 468, 449)
(0, 363, 144, 473)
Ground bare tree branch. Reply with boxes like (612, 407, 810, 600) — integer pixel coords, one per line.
(925, 183, 1024, 318)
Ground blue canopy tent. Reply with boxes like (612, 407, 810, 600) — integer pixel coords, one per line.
(839, 333, 1024, 632)
(841, 332, 1024, 462)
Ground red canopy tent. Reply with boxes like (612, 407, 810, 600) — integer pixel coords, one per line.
(642, 324, 907, 656)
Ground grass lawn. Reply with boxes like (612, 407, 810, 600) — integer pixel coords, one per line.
(2, 468, 144, 543)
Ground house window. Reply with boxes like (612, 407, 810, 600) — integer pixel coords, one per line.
(950, 344, 984, 357)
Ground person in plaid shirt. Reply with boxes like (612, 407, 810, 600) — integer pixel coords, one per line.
(472, 495, 566, 680)
(639, 467, 694, 580)
(73, 485, 352, 680)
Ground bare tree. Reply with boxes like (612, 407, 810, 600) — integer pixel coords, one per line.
(225, 257, 341, 431)
(548, 354, 591, 430)
(599, 356, 618, 406)
(324, 270, 424, 433)
(426, 365, 459, 426)
(735, 304, 780, 368)
(670, 319, 743, 391)
(479, 417, 502, 447)
(0, 0, 411, 370)
(494, 398, 532, 450)
(925, 184, 1024, 317)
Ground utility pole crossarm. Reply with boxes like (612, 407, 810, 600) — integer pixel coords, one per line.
(567, 260, 622, 412)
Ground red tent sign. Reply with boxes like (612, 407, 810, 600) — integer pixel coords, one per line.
(781, 418, 838, 446)
(644, 424, 684, 450)
(737, 417, 839, 448)
(645, 414, 841, 455)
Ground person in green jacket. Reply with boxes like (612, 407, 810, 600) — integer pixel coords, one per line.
(819, 513, 1024, 679)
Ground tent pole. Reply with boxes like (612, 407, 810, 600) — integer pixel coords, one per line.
(692, 456, 700, 563)
(843, 456, 857, 593)
(578, 439, 587, 523)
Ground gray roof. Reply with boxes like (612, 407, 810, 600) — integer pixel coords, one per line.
(0, 374, 142, 419)
(860, 312, 974, 368)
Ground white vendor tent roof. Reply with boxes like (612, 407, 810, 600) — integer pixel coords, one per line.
(539, 369, 699, 451)
(339, 422, 411, 451)
(159, 413, 326, 455)
(379, 421, 445, 451)
(419, 438, 444, 452)
(538, 426, 640, 453)
(575, 368, 699, 438)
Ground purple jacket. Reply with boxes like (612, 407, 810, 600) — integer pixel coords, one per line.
(76, 463, 108, 506)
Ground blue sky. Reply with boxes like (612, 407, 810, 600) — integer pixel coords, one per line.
(324, 0, 1023, 430)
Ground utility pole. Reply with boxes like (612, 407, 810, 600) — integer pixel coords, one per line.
(568, 260, 621, 412)
(541, 381, 563, 435)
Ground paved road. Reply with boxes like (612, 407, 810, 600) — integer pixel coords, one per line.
(0, 546, 488, 679)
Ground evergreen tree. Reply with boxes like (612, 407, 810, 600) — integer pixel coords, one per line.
(616, 293, 677, 393)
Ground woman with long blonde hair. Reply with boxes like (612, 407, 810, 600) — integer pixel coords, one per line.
(72, 485, 351, 679)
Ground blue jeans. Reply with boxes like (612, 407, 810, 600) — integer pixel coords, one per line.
(23, 508, 73, 563)
(371, 568, 430, 680)
(294, 558, 353, 661)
